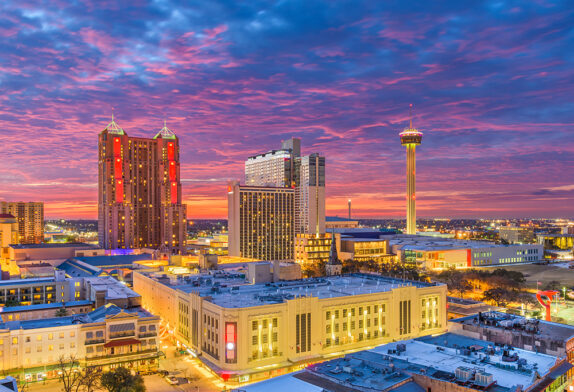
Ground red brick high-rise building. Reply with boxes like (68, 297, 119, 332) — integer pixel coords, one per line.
(98, 117, 187, 254)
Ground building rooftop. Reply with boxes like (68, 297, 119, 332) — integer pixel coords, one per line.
(0, 303, 154, 330)
(326, 216, 358, 222)
(369, 333, 559, 390)
(73, 254, 152, 266)
(84, 276, 140, 300)
(9, 242, 98, 250)
(0, 277, 56, 287)
(452, 311, 574, 343)
(389, 234, 541, 251)
(143, 272, 440, 309)
(0, 300, 92, 313)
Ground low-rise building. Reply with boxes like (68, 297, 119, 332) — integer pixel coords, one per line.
(277, 332, 574, 392)
(537, 234, 574, 260)
(0, 300, 93, 322)
(0, 271, 140, 309)
(450, 311, 574, 362)
(390, 235, 543, 269)
(134, 271, 447, 384)
(325, 216, 359, 229)
(499, 226, 535, 244)
(294, 234, 331, 266)
(0, 304, 160, 382)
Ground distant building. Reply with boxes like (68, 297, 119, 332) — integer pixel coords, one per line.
(0, 304, 160, 381)
(537, 234, 574, 260)
(325, 216, 359, 229)
(390, 234, 543, 269)
(0, 202, 43, 244)
(499, 226, 535, 244)
(446, 297, 497, 319)
(227, 181, 294, 260)
(134, 271, 447, 384)
(98, 117, 186, 254)
(0, 215, 19, 276)
(246, 261, 302, 284)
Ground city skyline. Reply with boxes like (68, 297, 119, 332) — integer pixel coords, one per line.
(1, 2, 574, 219)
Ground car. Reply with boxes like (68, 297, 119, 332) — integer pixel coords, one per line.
(158, 370, 169, 376)
(165, 375, 179, 385)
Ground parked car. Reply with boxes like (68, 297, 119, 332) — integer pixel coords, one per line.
(165, 375, 179, 385)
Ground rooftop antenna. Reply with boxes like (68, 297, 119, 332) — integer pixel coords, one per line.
(409, 103, 413, 129)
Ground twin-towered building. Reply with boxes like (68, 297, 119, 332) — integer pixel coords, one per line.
(98, 117, 187, 254)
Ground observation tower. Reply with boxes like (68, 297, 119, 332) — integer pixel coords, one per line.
(399, 104, 423, 235)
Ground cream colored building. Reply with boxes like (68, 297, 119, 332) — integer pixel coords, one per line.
(0, 304, 159, 381)
(134, 271, 447, 384)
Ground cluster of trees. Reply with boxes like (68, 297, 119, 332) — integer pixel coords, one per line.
(53, 356, 145, 392)
(434, 268, 537, 308)
(302, 258, 424, 281)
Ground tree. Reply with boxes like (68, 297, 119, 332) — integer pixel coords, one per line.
(100, 367, 145, 392)
(482, 287, 515, 307)
(543, 280, 561, 291)
(437, 268, 471, 298)
(55, 307, 69, 317)
(57, 355, 83, 392)
(79, 367, 101, 392)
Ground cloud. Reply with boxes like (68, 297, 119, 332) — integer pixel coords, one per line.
(0, 0, 573, 218)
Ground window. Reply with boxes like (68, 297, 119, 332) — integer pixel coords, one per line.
(70, 332, 75, 338)
(36, 336, 42, 342)
(48, 345, 53, 351)
(86, 332, 93, 339)
(48, 333, 53, 340)
(59, 332, 64, 339)
(70, 342, 75, 349)
(12, 338, 17, 345)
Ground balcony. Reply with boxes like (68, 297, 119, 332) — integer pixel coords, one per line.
(84, 348, 159, 363)
(138, 332, 157, 338)
(85, 339, 106, 345)
(109, 332, 135, 339)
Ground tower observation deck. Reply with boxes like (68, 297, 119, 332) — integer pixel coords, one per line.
(399, 105, 423, 235)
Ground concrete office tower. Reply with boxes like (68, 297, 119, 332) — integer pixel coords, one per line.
(399, 105, 423, 235)
(245, 137, 325, 236)
(228, 181, 294, 260)
(245, 149, 294, 187)
(295, 153, 325, 236)
(0, 202, 44, 244)
(98, 117, 187, 253)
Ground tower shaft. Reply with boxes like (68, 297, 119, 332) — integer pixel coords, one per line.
(406, 144, 417, 235)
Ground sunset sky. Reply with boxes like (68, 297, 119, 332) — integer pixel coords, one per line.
(1, 1, 573, 219)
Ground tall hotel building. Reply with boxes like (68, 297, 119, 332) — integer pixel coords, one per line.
(98, 118, 187, 253)
(0, 202, 44, 244)
(227, 181, 294, 260)
(244, 138, 325, 236)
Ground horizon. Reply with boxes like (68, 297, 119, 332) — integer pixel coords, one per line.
(1, 2, 573, 219)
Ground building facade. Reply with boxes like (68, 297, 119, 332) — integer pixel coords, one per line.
(0, 304, 160, 381)
(134, 271, 447, 384)
(499, 226, 535, 244)
(243, 138, 325, 237)
(98, 118, 186, 254)
(295, 154, 325, 236)
(0, 203, 44, 244)
(228, 181, 294, 260)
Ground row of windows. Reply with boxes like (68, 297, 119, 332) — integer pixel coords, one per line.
(326, 304, 386, 320)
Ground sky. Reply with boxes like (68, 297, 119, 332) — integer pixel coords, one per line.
(1, 0, 573, 220)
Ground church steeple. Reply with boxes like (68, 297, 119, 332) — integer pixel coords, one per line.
(325, 230, 342, 276)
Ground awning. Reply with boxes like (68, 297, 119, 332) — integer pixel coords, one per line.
(104, 338, 141, 348)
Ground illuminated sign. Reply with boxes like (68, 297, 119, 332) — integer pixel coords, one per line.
(225, 322, 237, 363)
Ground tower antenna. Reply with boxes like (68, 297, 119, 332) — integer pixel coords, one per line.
(112, 107, 115, 122)
(409, 104, 413, 129)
